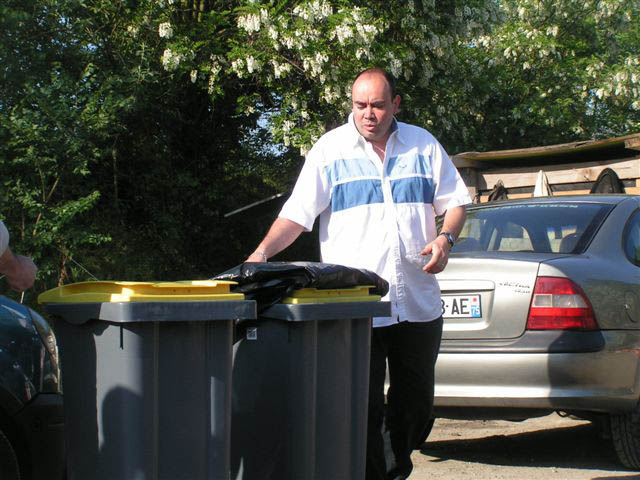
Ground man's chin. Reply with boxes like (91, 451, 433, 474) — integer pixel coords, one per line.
(361, 130, 380, 140)
(356, 125, 384, 142)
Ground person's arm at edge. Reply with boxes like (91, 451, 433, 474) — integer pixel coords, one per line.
(423, 205, 466, 274)
(246, 217, 306, 262)
(0, 221, 37, 291)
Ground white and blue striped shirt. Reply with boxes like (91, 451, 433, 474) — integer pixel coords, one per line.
(280, 114, 471, 327)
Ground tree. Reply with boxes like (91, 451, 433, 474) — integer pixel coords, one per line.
(1, 1, 110, 293)
(0, 0, 279, 295)
(454, 0, 640, 150)
(155, 0, 499, 152)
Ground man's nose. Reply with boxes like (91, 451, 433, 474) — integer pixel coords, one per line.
(364, 105, 374, 117)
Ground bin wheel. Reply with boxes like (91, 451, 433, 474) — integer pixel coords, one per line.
(0, 428, 21, 480)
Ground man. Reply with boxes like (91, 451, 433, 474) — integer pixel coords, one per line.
(247, 67, 469, 479)
(0, 220, 37, 291)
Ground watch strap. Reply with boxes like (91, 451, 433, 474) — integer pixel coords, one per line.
(439, 231, 455, 247)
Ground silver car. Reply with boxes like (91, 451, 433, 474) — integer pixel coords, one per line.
(432, 194, 640, 468)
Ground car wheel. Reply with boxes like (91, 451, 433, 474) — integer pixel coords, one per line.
(0, 428, 21, 480)
(610, 409, 640, 469)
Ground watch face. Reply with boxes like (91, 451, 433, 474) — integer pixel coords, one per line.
(442, 232, 454, 246)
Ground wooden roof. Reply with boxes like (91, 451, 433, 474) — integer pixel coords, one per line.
(453, 132, 640, 168)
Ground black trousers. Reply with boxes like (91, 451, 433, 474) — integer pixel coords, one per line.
(366, 318, 443, 480)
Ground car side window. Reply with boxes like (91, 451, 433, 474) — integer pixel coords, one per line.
(623, 209, 640, 267)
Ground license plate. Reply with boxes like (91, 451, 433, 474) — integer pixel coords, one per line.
(441, 295, 482, 318)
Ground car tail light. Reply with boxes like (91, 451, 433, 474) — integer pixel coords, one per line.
(526, 276, 598, 331)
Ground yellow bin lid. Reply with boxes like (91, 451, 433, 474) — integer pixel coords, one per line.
(37, 280, 244, 304)
(281, 285, 381, 304)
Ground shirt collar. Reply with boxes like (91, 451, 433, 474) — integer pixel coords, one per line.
(347, 113, 406, 148)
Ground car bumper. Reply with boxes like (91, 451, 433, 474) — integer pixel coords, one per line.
(14, 392, 65, 480)
(434, 330, 640, 414)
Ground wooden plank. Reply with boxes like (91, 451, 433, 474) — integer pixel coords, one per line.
(453, 132, 640, 164)
(552, 190, 591, 196)
(626, 137, 640, 151)
(476, 188, 639, 202)
(478, 157, 640, 190)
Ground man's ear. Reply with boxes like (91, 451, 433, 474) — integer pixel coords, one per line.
(392, 95, 401, 113)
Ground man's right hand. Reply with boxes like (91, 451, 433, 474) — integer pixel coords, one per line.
(246, 250, 268, 262)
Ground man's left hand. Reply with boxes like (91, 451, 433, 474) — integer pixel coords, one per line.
(422, 236, 450, 274)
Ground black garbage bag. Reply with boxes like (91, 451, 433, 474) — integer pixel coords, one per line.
(212, 261, 389, 311)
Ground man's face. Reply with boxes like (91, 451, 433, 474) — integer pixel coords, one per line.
(351, 72, 400, 144)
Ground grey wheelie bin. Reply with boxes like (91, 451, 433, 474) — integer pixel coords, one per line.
(230, 286, 390, 480)
(38, 280, 256, 480)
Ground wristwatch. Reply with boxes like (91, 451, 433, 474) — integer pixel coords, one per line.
(439, 231, 455, 248)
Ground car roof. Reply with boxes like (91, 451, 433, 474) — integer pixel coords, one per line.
(468, 194, 638, 209)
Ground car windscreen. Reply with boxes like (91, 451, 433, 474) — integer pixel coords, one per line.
(441, 202, 614, 254)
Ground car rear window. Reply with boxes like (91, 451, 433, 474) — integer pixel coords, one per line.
(443, 202, 613, 254)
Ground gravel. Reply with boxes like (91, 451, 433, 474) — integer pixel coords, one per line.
(410, 413, 639, 479)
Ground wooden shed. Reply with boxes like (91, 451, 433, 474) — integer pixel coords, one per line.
(452, 132, 640, 202)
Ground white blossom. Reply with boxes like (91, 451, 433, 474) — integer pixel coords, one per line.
(282, 120, 295, 133)
(282, 36, 295, 49)
(161, 48, 183, 71)
(293, 1, 332, 22)
(390, 58, 402, 77)
(271, 60, 292, 79)
(246, 56, 260, 73)
(238, 14, 261, 33)
(355, 23, 378, 43)
(158, 22, 173, 39)
(322, 85, 340, 104)
(190, 69, 197, 83)
(231, 58, 245, 77)
(333, 24, 353, 44)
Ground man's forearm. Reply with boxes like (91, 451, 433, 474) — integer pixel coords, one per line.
(423, 205, 467, 274)
(247, 217, 305, 261)
(440, 205, 466, 239)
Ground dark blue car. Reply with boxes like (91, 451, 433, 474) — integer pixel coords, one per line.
(0, 295, 65, 480)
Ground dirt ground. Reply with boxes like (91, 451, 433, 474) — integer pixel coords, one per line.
(410, 413, 640, 479)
